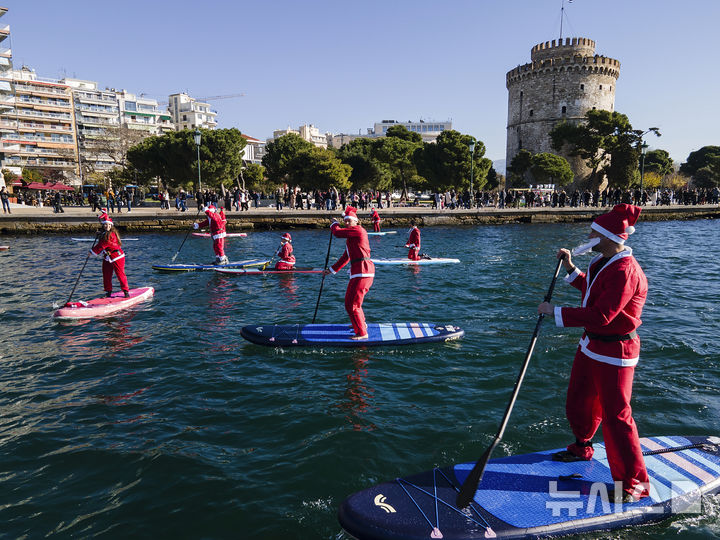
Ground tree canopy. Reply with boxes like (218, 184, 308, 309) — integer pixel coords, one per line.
(289, 147, 352, 191)
(385, 124, 422, 143)
(262, 133, 314, 186)
(679, 146, 720, 177)
(337, 138, 391, 191)
(642, 149, 674, 177)
(415, 130, 491, 192)
(529, 152, 574, 186)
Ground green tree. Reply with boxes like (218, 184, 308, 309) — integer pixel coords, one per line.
(693, 155, 720, 188)
(550, 110, 656, 187)
(529, 153, 574, 186)
(679, 146, 720, 177)
(289, 147, 351, 192)
(507, 149, 533, 187)
(415, 131, 491, 192)
(641, 149, 674, 177)
(241, 163, 266, 192)
(337, 138, 391, 190)
(385, 124, 422, 143)
(485, 167, 500, 190)
(262, 133, 314, 185)
(22, 168, 43, 183)
(372, 136, 422, 195)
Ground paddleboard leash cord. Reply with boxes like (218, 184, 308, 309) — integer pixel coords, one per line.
(394, 468, 495, 539)
(642, 441, 718, 456)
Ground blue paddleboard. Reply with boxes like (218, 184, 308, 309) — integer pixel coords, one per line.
(339, 435, 720, 539)
(367, 231, 398, 236)
(152, 259, 269, 272)
(240, 322, 464, 347)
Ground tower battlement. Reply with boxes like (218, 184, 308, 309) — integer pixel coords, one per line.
(506, 53, 620, 87)
(531, 37, 596, 61)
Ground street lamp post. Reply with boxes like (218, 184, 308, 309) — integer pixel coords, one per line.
(194, 129, 203, 193)
(469, 141, 476, 209)
(640, 143, 648, 202)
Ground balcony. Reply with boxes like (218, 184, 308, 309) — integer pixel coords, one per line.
(11, 108, 72, 121)
(17, 122, 73, 134)
(75, 93, 118, 105)
(0, 46, 9, 57)
(5, 156, 76, 168)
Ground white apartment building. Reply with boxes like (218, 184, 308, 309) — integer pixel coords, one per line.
(371, 119, 452, 143)
(271, 124, 327, 148)
(241, 133, 265, 165)
(116, 90, 174, 134)
(0, 7, 12, 187)
(168, 92, 218, 130)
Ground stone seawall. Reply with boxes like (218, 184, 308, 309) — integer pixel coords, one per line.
(0, 206, 718, 235)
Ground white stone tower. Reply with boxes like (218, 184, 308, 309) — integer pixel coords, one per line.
(505, 37, 620, 182)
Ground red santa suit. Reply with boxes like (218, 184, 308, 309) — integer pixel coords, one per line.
(195, 205, 227, 259)
(405, 226, 421, 260)
(553, 204, 649, 499)
(275, 233, 296, 270)
(329, 207, 375, 337)
(371, 208, 381, 232)
(91, 211, 129, 294)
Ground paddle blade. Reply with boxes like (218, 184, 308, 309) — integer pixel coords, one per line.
(171, 253, 179, 262)
(456, 446, 492, 508)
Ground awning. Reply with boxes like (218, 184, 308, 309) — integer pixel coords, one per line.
(48, 182, 75, 191)
(25, 182, 47, 189)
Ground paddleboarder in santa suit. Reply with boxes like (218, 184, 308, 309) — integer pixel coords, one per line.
(274, 232, 296, 270)
(91, 209, 130, 298)
(405, 220, 421, 260)
(370, 207, 381, 232)
(194, 204, 229, 264)
(324, 206, 375, 340)
(538, 203, 649, 503)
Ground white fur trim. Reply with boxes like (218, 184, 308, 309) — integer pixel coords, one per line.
(564, 267, 581, 283)
(554, 306, 564, 327)
(591, 222, 625, 244)
(349, 272, 374, 279)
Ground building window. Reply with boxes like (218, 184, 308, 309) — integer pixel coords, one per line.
(125, 101, 137, 111)
(520, 91, 523, 97)
(599, 85, 603, 90)
(182, 114, 187, 121)
(561, 106, 567, 114)
(529, 109, 534, 117)
(580, 84, 584, 90)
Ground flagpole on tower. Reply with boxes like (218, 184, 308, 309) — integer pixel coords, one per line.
(560, 0, 565, 41)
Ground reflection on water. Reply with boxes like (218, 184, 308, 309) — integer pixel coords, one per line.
(334, 353, 376, 432)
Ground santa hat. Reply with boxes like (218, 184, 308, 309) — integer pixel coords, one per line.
(98, 209, 113, 225)
(281, 232, 292, 242)
(342, 206, 358, 221)
(591, 204, 641, 244)
(204, 204, 217, 213)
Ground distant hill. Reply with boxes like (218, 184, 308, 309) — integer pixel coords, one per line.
(492, 159, 506, 176)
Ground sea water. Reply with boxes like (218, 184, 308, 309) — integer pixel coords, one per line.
(0, 221, 718, 538)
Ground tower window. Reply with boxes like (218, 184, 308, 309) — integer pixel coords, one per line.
(580, 84, 584, 90)
(529, 109, 534, 117)
(599, 85, 603, 90)
(519, 140, 523, 148)
(592, 106, 596, 110)
(520, 91, 523, 97)
(561, 106, 567, 114)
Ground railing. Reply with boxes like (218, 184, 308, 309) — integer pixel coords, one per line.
(2, 133, 73, 143)
(75, 93, 118, 104)
(17, 96, 71, 108)
(76, 104, 118, 114)
(4, 157, 75, 167)
(12, 109, 72, 120)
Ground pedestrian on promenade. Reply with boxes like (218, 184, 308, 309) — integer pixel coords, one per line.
(53, 191, 64, 213)
(1, 186, 11, 214)
(538, 204, 649, 503)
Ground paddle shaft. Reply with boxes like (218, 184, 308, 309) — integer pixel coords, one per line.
(171, 208, 202, 262)
(66, 232, 101, 305)
(311, 228, 334, 323)
(456, 257, 564, 508)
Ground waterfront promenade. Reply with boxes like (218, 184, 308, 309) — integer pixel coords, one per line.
(0, 202, 718, 234)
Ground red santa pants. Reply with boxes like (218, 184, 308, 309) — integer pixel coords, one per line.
(275, 261, 293, 270)
(213, 237, 226, 258)
(102, 258, 129, 293)
(373, 221, 380, 232)
(407, 248, 420, 261)
(565, 349, 649, 496)
(345, 276, 373, 336)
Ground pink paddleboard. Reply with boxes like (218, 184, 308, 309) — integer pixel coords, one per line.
(192, 232, 247, 238)
(53, 287, 154, 321)
(0, 246, 9, 251)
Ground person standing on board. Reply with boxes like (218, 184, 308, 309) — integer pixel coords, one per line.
(91, 210, 130, 298)
(405, 220, 421, 260)
(370, 207, 381, 233)
(194, 204, 229, 264)
(538, 204, 649, 503)
(274, 233, 296, 270)
(325, 206, 375, 340)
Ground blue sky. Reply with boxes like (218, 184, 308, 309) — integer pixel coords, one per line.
(6, 0, 719, 165)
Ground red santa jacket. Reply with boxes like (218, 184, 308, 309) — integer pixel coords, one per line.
(91, 231, 125, 263)
(329, 222, 374, 278)
(554, 249, 647, 367)
(277, 242, 295, 266)
(406, 226, 421, 249)
(197, 209, 226, 239)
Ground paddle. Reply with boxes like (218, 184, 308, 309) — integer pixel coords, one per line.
(64, 231, 101, 306)
(456, 257, 564, 509)
(171, 208, 202, 262)
(311, 227, 334, 323)
(261, 245, 280, 270)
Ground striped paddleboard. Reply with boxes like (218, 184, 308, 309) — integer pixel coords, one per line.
(339, 435, 720, 539)
(191, 232, 247, 238)
(240, 322, 464, 347)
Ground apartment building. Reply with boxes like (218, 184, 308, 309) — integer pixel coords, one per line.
(270, 124, 327, 148)
(0, 66, 79, 181)
(0, 6, 12, 187)
(371, 119, 452, 143)
(168, 92, 218, 130)
(240, 133, 265, 165)
(116, 90, 174, 134)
